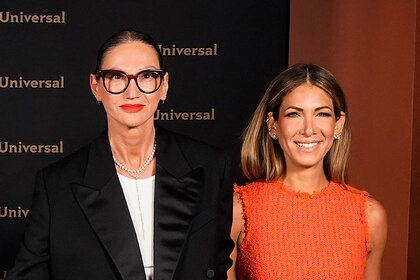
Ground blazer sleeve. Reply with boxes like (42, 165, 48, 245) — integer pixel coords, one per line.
(215, 153, 234, 278)
(7, 171, 51, 280)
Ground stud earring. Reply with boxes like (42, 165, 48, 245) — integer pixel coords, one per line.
(271, 134, 277, 140)
(334, 134, 340, 140)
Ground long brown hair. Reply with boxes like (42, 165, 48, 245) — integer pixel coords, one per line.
(241, 63, 350, 183)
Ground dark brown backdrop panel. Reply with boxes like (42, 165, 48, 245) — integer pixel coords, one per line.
(407, 0, 420, 277)
(290, 0, 415, 279)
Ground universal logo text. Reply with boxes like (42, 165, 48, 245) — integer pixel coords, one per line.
(0, 141, 64, 154)
(0, 11, 66, 24)
(0, 76, 65, 89)
(159, 44, 218, 56)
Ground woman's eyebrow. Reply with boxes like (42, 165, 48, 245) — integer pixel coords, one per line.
(282, 105, 333, 112)
(314, 106, 333, 111)
(284, 106, 332, 112)
(283, 106, 303, 111)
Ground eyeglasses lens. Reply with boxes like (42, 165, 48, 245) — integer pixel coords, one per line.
(137, 71, 162, 93)
(103, 70, 163, 94)
(104, 71, 127, 93)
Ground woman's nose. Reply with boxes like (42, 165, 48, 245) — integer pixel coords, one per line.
(125, 79, 141, 99)
(302, 117, 314, 136)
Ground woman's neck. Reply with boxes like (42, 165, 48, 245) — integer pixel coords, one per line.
(282, 165, 329, 194)
(107, 120, 156, 169)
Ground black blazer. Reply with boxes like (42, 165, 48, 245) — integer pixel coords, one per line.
(7, 126, 234, 280)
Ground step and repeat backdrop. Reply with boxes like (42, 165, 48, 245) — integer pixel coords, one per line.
(0, 0, 289, 277)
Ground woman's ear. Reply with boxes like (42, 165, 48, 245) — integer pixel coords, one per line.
(90, 74, 102, 101)
(160, 72, 169, 101)
(334, 111, 346, 135)
(266, 112, 278, 138)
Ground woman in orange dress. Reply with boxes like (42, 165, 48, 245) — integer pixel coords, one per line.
(229, 64, 387, 280)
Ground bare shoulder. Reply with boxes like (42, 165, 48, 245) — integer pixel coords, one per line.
(366, 197, 387, 229)
(228, 191, 246, 279)
(233, 192, 243, 209)
(231, 192, 245, 245)
(366, 197, 387, 252)
(363, 197, 387, 278)
(232, 192, 245, 232)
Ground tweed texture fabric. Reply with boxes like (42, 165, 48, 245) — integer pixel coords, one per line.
(234, 181, 369, 280)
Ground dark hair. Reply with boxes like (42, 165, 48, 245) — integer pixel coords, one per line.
(242, 63, 350, 183)
(95, 30, 163, 72)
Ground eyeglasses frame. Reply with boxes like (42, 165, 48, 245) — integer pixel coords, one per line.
(95, 69, 167, 94)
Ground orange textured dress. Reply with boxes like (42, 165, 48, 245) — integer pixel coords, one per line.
(234, 181, 369, 280)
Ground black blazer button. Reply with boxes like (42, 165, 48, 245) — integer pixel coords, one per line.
(206, 269, 215, 278)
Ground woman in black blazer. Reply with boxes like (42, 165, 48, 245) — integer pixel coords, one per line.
(8, 30, 234, 280)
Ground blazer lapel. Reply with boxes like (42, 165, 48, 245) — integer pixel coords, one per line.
(154, 127, 203, 280)
(71, 131, 146, 280)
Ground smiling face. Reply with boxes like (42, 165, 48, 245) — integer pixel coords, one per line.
(90, 41, 168, 129)
(268, 83, 345, 172)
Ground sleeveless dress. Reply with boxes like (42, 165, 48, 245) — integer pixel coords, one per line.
(234, 181, 369, 280)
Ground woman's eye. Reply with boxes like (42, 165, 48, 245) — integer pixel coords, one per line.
(108, 73, 123, 80)
(142, 73, 152, 79)
(317, 112, 331, 117)
(141, 72, 159, 80)
(286, 112, 299, 117)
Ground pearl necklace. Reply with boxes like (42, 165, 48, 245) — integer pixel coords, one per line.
(113, 142, 156, 175)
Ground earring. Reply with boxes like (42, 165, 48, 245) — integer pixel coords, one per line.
(97, 101, 102, 106)
(334, 134, 340, 140)
(265, 117, 270, 123)
(271, 134, 277, 140)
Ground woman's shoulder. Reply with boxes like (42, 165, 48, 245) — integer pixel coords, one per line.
(365, 196, 387, 253)
(336, 183, 370, 197)
(338, 183, 387, 245)
(345, 185, 388, 253)
(338, 183, 387, 255)
(365, 196, 386, 221)
(234, 180, 273, 195)
(40, 132, 105, 179)
(157, 125, 227, 166)
(158, 125, 223, 153)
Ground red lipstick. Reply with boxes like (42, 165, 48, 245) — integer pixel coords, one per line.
(120, 104, 145, 112)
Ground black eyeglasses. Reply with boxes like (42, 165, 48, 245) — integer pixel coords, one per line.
(95, 69, 166, 94)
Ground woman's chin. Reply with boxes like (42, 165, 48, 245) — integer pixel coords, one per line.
(107, 119, 151, 131)
(290, 158, 324, 170)
(125, 120, 150, 129)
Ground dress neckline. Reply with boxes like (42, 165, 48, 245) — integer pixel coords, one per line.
(273, 180, 336, 199)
